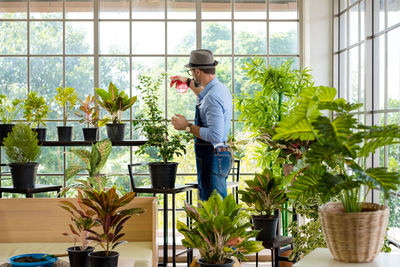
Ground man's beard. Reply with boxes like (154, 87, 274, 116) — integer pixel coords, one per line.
(193, 79, 200, 88)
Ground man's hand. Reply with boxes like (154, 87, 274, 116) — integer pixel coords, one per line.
(171, 114, 189, 130)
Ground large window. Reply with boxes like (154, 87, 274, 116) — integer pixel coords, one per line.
(334, 0, 400, 243)
(0, 0, 300, 192)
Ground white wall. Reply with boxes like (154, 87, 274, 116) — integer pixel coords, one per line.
(302, 0, 333, 87)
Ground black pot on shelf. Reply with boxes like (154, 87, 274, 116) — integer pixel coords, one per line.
(9, 162, 39, 189)
(197, 258, 235, 267)
(252, 215, 279, 241)
(32, 128, 47, 142)
(57, 126, 73, 141)
(0, 124, 14, 144)
(148, 162, 178, 189)
(67, 246, 94, 267)
(106, 123, 125, 142)
(89, 251, 119, 267)
(82, 128, 98, 141)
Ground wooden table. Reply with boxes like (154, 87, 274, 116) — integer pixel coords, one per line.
(294, 248, 400, 267)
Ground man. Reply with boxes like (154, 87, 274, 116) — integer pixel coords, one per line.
(171, 49, 233, 201)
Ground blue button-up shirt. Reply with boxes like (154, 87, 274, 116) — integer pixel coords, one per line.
(197, 78, 232, 146)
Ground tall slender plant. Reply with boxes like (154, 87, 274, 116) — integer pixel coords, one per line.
(55, 87, 78, 125)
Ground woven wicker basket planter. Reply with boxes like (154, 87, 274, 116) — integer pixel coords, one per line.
(319, 202, 389, 263)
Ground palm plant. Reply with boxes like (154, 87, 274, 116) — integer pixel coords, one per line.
(273, 86, 400, 212)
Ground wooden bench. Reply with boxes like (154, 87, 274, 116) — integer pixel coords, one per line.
(0, 197, 158, 267)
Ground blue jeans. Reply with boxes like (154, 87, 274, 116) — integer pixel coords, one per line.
(195, 144, 233, 201)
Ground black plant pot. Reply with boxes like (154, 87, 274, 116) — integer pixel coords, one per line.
(252, 215, 279, 241)
(197, 258, 235, 267)
(0, 124, 14, 144)
(32, 128, 47, 142)
(89, 251, 119, 267)
(106, 123, 125, 141)
(57, 126, 73, 141)
(83, 128, 98, 141)
(9, 162, 39, 189)
(67, 246, 95, 267)
(148, 162, 178, 189)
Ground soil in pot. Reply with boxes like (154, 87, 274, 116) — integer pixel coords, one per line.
(13, 257, 46, 262)
(57, 126, 73, 141)
(89, 251, 119, 267)
(9, 162, 39, 189)
(83, 128, 98, 141)
(67, 246, 94, 267)
(33, 128, 47, 142)
(106, 123, 125, 141)
(252, 215, 279, 241)
(197, 258, 235, 267)
(148, 162, 178, 189)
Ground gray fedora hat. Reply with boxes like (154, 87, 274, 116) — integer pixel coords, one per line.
(185, 49, 218, 69)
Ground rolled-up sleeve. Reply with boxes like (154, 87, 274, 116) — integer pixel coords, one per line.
(199, 97, 224, 143)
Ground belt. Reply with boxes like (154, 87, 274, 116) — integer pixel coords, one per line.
(215, 146, 231, 153)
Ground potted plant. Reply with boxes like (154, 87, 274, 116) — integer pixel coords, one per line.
(274, 85, 400, 262)
(59, 190, 98, 267)
(177, 192, 264, 266)
(55, 86, 78, 141)
(79, 186, 144, 267)
(239, 168, 287, 241)
(23, 91, 51, 141)
(133, 74, 191, 189)
(75, 94, 99, 141)
(95, 82, 137, 141)
(3, 123, 41, 189)
(0, 94, 23, 144)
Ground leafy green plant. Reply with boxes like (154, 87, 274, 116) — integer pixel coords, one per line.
(23, 91, 50, 128)
(59, 191, 99, 250)
(95, 82, 137, 125)
(80, 186, 144, 255)
(239, 168, 287, 216)
(177, 192, 264, 264)
(3, 123, 41, 163)
(133, 74, 191, 163)
(287, 196, 326, 261)
(274, 86, 400, 212)
(75, 95, 99, 128)
(0, 95, 23, 124)
(64, 139, 112, 191)
(55, 87, 78, 125)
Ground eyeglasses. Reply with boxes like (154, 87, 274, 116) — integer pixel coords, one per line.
(186, 69, 193, 76)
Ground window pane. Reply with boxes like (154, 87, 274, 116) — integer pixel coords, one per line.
(202, 22, 232, 54)
(374, 0, 385, 33)
(339, 13, 347, 49)
(234, 22, 266, 55)
(360, 0, 365, 41)
(0, 22, 26, 55)
(388, 27, 400, 109)
(30, 57, 63, 119)
(168, 0, 195, 19)
(99, 57, 130, 121)
(167, 57, 194, 120)
(235, 0, 266, 19)
(38, 146, 64, 174)
(66, 0, 93, 19)
(30, 0, 62, 19)
(270, 57, 299, 68)
(339, 0, 346, 11)
(339, 51, 347, 99)
(0, 0, 27, 19)
(270, 22, 298, 55)
(270, 0, 297, 20)
(30, 22, 63, 55)
(100, 0, 129, 19)
(133, 0, 165, 19)
(202, 0, 231, 19)
(132, 22, 165, 55)
(0, 57, 27, 97)
(388, 0, 400, 27)
(360, 43, 365, 104)
(215, 56, 232, 92)
(376, 35, 385, 109)
(167, 22, 196, 54)
(100, 22, 130, 55)
(66, 57, 94, 99)
(349, 5, 359, 45)
(349, 47, 358, 104)
(66, 22, 94, 55)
